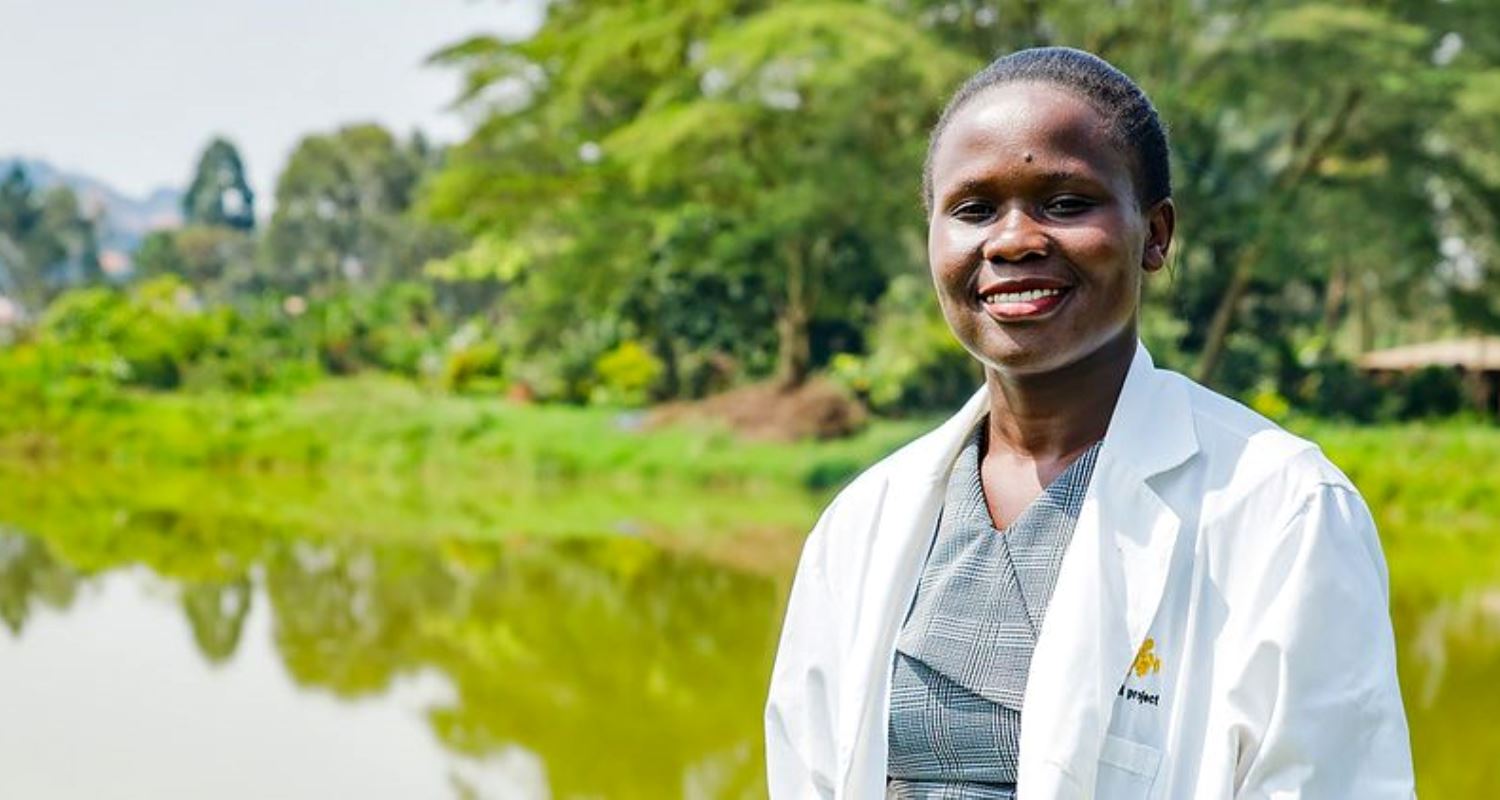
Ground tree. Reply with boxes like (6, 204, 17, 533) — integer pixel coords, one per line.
(1176, 6, 1438, 384)
(134, 226, 255, 297)
(0, 167, 42, 305)
(183, 138, 256, 231)
(264, 124, 452, 293)
(425, 0, 973, 392)
(423, 0, 1500, 406)
(0, 165, 102, 308)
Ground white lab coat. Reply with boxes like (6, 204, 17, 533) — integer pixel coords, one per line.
(765, 343, 1414, 798)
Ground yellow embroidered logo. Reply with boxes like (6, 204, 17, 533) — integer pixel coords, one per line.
(1132, 638, 1162, 678)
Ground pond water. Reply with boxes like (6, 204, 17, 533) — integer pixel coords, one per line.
(1, 478, 1495, 798)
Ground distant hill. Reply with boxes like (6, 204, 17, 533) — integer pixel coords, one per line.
(0, 157, 182, 257)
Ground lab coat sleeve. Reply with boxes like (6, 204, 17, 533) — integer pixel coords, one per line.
(1231, 482, 1415, 799)
(765, 504, 845, 800)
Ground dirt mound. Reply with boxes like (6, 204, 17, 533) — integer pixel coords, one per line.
(648, 378, 868, 441)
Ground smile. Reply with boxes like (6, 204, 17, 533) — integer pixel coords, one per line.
(979, 286, 1072, 319)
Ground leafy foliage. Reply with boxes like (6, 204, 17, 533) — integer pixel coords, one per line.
(265, 124, 458, 292)
(422, 1, 974, 396)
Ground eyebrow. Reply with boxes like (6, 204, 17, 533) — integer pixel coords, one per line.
(938, 169, 1099, 201)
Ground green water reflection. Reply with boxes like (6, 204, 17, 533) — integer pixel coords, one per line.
(1396, 589, 1500, 797)
(1, 473, 1495, 797)
(0, 497, 783, 798)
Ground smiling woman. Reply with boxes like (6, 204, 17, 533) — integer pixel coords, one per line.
(926, 80, 1172, 384)
(765, 48, 1414, 799)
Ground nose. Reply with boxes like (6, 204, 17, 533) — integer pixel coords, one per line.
(981, 207, 1048, 264)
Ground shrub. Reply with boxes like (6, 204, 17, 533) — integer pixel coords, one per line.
(830, 275, 978, 415)
(1396, 366, 1467, 420)
(1294, 359, 1386, 422)
(592, 340, 665, 407)
(439, 321, 505, 393)
(36, 277, 220, 390)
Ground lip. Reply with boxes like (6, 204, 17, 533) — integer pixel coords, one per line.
(976, 278, 1075, 321)
(976, 276, 1075, 296)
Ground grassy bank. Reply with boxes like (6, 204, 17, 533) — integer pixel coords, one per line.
(2, 377, 934, 493)
(0, 379, 931, 564)
(4, 379, 1498, 596)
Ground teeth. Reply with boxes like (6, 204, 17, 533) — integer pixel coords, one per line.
(982, 287, 1063, 304)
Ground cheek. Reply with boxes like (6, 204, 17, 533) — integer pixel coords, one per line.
(927, 219, 979, 287)
(1071, 219, 1143, 284)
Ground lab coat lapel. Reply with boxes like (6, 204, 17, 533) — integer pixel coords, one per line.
(1018, 343, 1198, 796)
(838, 386, 990, 798)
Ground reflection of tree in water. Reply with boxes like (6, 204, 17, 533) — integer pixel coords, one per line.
(0, 529, 79, 634)
(1, 491, 781, 798)
(181, 577, 253, 663)
(265, 536, 779, 798)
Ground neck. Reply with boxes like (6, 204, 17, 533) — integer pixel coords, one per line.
(983, 332, 1136, 461)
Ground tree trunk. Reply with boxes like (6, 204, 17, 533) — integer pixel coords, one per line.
(1355, 273, 1374, 353)
(1194, 242, 1263, 384)
(1319, 263, 1348, 360)
(775, 243, 812, 390)
(775, 301, 811, 390)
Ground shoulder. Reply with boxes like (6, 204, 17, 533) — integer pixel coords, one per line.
(1167, 370, 1356, 510)
(1156, 370, 1383, 588)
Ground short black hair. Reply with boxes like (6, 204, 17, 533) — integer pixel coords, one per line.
(923, 47, 1172, 210)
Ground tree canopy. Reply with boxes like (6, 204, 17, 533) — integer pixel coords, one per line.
(419, 0, 1500, 409)
(0, 165, 101, 310)
(182, 138, 256, 231)
(8, 0, 1500, 419)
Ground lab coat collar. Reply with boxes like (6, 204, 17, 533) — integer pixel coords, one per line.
(838, 340, 1200, 797)
(1096, 341, 1199, 483)
(891, 341, 1196, 485)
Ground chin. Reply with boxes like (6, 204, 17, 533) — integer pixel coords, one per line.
(965, 338, 1066, 376)
(968, 328, 1123, 378)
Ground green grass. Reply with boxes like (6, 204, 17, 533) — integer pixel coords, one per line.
(0, 378, 935, 555)
(5, 379, 1499, 596)
(2, 376, 935, 492)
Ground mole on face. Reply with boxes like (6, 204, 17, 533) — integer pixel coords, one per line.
(1023, 152, 1034, 163)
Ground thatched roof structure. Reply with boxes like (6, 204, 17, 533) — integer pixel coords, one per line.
(1357, 337, 1500, 372)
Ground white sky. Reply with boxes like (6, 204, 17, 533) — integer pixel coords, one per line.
(0, 0, 544, 201)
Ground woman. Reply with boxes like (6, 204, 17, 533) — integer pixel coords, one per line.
(765, 48, 1413, 799)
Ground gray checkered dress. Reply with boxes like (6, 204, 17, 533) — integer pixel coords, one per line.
(887, 423, 1101, 799)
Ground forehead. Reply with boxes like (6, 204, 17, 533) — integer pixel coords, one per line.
(929, 82, 1133, 195)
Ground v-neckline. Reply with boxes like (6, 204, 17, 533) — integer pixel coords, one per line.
(972, 424, 1102, 537)
(969, 426, 1102, 635)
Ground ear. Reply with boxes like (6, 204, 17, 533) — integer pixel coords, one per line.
(1142, 198, 1175, 273)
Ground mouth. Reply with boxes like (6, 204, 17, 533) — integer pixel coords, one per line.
(978, 284, 1074, 320)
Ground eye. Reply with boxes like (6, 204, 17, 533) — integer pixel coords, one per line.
(1044, 195, 1096, 217)
(951, 200, 996, 223)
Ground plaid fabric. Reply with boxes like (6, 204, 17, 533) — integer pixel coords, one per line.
(887, 422, 1101, 797)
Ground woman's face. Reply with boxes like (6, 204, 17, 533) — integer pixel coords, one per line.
(927, 81, 1173, 378)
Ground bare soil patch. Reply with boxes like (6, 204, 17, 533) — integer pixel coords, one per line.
(647, 378, 868, 442)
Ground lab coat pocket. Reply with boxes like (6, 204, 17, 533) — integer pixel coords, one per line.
(1094, 734, 1160, 799)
